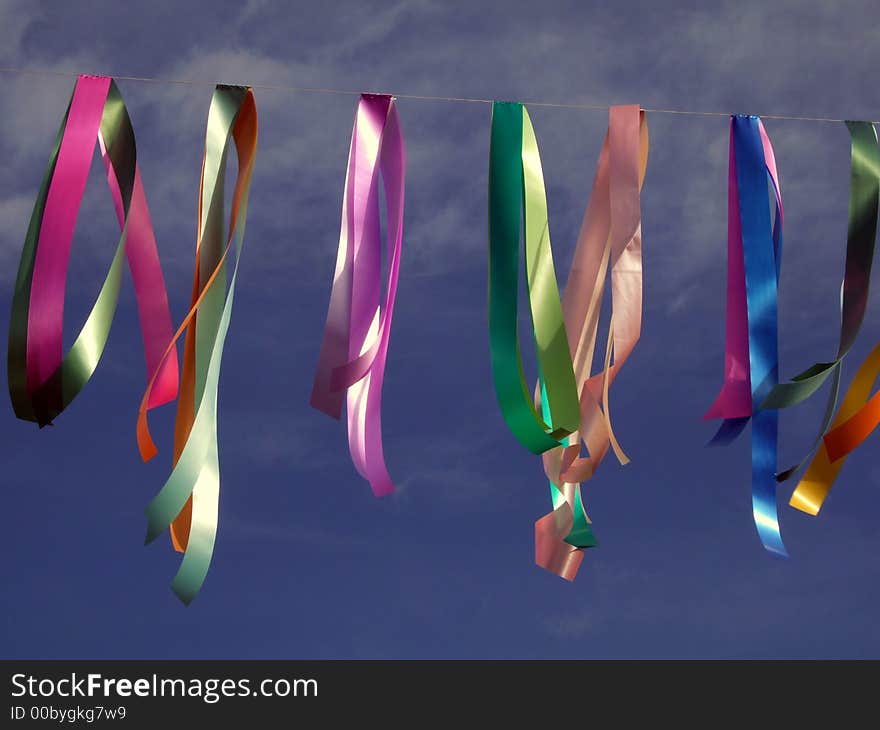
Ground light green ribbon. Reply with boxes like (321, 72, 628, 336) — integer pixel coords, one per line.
(488, 101, 580, 455)
(144, 86, 257, 605)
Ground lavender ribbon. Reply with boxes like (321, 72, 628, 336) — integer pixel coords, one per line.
(311, 94, 405, 497)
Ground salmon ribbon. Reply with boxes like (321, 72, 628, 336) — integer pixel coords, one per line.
(535, 105, 649, 580)
(8, 74, 178, 427)
(137, 86, 258, 604)
(488, 102, 580, 459)
(705, 116, 787, 556)
(783, 123, 880, 515)
(311, 94, 405, 498)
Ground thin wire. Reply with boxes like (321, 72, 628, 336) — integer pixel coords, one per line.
(0, 65, 875, 124)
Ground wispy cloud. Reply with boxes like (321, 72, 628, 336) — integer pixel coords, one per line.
(223, 515, 371, 548)
(541, 611, 593, 639)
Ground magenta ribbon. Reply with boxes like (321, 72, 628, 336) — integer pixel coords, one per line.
(101, 143, 179, 409)
(25, 75, 178, 412)
(311, 94, 406, 497)
(705, 120, 783, 427)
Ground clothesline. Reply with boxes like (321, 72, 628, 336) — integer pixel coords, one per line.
(9, 71, 880, 603)
(0, 65, 875, 125)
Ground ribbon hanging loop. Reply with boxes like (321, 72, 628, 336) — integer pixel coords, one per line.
(310, 94, 406, 498)
(8, 74, 178, 428)
(139, 85, 258, 605)
(536, 105, 649, 580)
(705, 116, 787, 556)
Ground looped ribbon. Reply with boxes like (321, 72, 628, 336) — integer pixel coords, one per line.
(137, 85, 258, 604)
(487, 101, 580, 457)
(705, 115, 787, 556)
(758, 122, 880, 489)
(782, 123, 880, 514)
(311, 94, 405, 498)
(8, 74, 178, 427)
(535, 105, 649, 580)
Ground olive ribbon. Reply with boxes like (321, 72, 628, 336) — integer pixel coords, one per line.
(784, 122, 880, 514)
(760, 122, 880, 485)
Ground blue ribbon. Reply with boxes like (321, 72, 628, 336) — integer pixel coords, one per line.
(733, 115, 787, 556)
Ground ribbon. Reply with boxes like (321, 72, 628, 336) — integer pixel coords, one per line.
(487, 101, 580, 460)
(136, 85, 258, 604)
(705, 116, 787, 556)
(790, 342, 880, 514)
(704, 120, 782, 434)
(784, 123, 880, 513)
(760, 122, 880, 484)
(310, 94, 405, 498)
(535, 105, 648, 580)
(8, 74, 178, 427)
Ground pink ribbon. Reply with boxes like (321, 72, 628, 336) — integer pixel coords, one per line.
(100, 137, 179, 408)
(25, 74, 178, 411)
(545, 106, 647, 488)
(311, 94, 406, 497)
(536, 105, 648, 580)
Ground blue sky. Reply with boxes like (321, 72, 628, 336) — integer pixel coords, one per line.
(1, 0, 879, 658)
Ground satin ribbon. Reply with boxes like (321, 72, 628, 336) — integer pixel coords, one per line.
(760, 122, 880, 484)
(784, 123, 880, 513)
(311, 94, 405, 498)
(705, 116, 787, 556)
(704, 121, 782, 434)
(535, 105, 649, 580)
(488, 101, 580, 459)
(8, 74, 178, 427)
(137, 85, 258, 604)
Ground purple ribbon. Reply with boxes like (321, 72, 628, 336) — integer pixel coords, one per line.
(311, 94, 405, 497)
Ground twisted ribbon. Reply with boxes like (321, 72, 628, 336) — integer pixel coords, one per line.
(705, 116, 787, 556)
(136, 85, 258, 604)
(785, 123, 880, 514)
(760, 122, 880, 485)
(535, 105, 648, 579)
(8, 74, 178, 427)
(488, 101, 580, 458)
(311, 94, 405, 498)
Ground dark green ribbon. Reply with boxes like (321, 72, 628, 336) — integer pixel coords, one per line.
(761, 122, 880, 481)
(8, 82, 139, 426)
(7, 94, 69, 423)
(488, 101, 579, 454)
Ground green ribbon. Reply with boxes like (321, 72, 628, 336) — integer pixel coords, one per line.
(8, 94, 68, 422)
(488, 101, 579, 455)
(539, 380, 596, 548)
(761, 121, 880, 481)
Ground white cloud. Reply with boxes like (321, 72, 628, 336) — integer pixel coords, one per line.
(542, 611, 593, 638)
